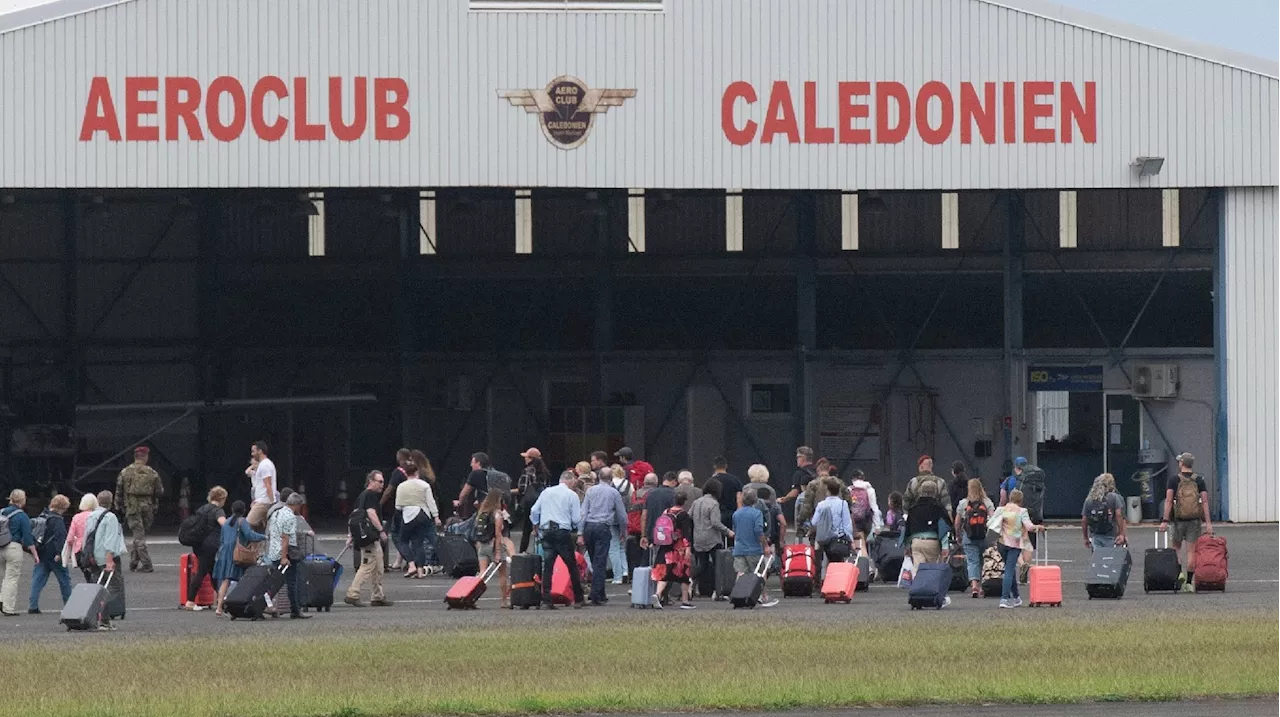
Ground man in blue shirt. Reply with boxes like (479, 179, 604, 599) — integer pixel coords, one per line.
(1, 489, 41, 617)
(579, 473, 628, 605)
(730, 486, 778, 608)
(530, 472, 585, 609)
(811, 478, 855, 570)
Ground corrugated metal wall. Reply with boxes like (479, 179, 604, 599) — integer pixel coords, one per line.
(1, 0, 1275, 189)
(1223, 187, 1278, 522)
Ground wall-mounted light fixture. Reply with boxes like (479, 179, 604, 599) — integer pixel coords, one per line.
(1132, 156, 1165, 177)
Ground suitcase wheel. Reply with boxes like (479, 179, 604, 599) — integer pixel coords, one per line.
(824, 598, 832, 604)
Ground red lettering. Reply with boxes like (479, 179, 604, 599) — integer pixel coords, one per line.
(837, 81, 871, 144)
(79, 76, 121, 141)
(164, 77, 203, 141)
(1023, 81, 1055, 143)
(124, 77, 159, 142)
(1060, 81, 1096, 144)
(249, 76, 289, 142)
(761, 81, 800, 144)
(875, 82, 910, 144)
(914, 81, 953, 145)
(1002, 82, 1017, 144)
(721, 81, 758, 145)
(328, 76, 368, 142)
(292, 77, 326, 141)
(803, 81, 834, 144)
(374, 78, 411, 141)
(205, 76, 246, 142)
(959, 82, 996, 144)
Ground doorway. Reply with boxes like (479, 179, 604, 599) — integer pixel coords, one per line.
(1033, 390, 1143, 518)
(1104, 394, 1143, 501)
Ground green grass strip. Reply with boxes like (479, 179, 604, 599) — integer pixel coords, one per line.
(8, 613, 1276, 717)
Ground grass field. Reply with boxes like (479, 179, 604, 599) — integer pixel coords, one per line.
(7, 613, 1275, 717)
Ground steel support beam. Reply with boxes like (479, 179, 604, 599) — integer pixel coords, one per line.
(397, 204, 413, 448)
(1003, 190, 1024, 472)
(1213, 188, 1228, 521)
(795, 193, 817, 453)
(83, 206, 186, 339)
(593, 201, 613, 405)
(62, 193, 80, 415)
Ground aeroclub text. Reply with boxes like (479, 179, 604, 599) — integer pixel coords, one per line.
(721, 80, 1098, 146)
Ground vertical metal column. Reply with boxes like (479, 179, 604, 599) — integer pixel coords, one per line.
(1213, 188, 1228, 521)
(196, 194, 218, 485)
(62, 193, 80, 413)
(1003, 191, 1025, 472)
(593, 198, 613, 405)
(397, 200, 414, 447)
(795, 192, 817, 452)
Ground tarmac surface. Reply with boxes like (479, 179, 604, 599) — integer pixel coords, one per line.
(0, 524, 1275, 643)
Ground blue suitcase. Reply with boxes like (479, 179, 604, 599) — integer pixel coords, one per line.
(908, 562, 953, 609)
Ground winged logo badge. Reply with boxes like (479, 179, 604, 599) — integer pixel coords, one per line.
(499, 76, 636, 150)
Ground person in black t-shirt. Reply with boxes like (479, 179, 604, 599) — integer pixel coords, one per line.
(1161, 452, 1213, 591)
(781, 446, 817, 506)
(708, 456, 743, 530)
(453, 452, 491, 519)
(344, 471, 393, 608)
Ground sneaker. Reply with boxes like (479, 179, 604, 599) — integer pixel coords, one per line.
(760, 599, 780, 608)
(98, 623, 117, 631)
(1012, 598, 1024, 607)
(289, 613, 312, 620)
(1182, 582, 1196, 593)
(999, 599, 1013, 608)
(344, 596, 368, 608)
(941, 596, 952, 609)
(611, 579, 623, 585)
(651, 594, 663, 610)
(370, 599, 395, 607)
(679, 602, 696, 610)
(27, 608, 41, 615)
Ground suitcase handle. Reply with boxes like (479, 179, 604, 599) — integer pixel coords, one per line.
(1154, 530, 1168, 550)
(754, 554, 769, 578)
(480, 562, 501, 584)
(97, 570, 113, 590)
(1034, 528, 1049, 565)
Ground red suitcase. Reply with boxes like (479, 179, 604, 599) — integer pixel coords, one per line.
(1027, 532, 1062, 607)
(782, 544, 816, 597)
(550, 555, 584, 606)
(1193, 534, 1228, 591)
(821, 561, 859, 603)
(445, 563, 500, 609)
(178, 553, 216, 607)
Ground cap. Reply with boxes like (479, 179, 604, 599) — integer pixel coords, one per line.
(133, 446, 150, 456)
(520, 447, 542, 459)
(1014, 456, 1028, 468)
(917, 454, 931, 467)
(615, 447, 634, 460)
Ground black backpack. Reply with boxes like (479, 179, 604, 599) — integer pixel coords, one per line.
(964, 501, 990, 541)
(348, 509, 378, 549)
(1086, 497, 1115, 534)
(474, 510, 496, 543)
(1016, 466, 1047, 523)
(177, 505, 213, 548)
(486, 469, 512, 507)
(77, 512, 103, 569)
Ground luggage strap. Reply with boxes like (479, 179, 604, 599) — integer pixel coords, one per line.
(511, 581, 536, 590)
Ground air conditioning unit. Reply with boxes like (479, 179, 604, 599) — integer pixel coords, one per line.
(1133, 364, 1179, 399)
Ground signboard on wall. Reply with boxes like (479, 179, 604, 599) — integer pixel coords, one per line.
(1028, 365, 1103, 392)
(817, 401, 880, 461)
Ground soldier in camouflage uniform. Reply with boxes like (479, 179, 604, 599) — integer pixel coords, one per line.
(116, 446, 164, 572)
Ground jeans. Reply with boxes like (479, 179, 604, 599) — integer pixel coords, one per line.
(1090, 534, 1116, 550)
(30, 557, 73, 610)
(583, 523, 612, 603)
(423, 519, 439, 566)
(999, 544, 1021, 600)
(539, 527, 584, 605)
(273, 560, 301, 617)
(608, 527, 627, 582)
(399, 518, 427, 567)
(961, 536, 983, 583)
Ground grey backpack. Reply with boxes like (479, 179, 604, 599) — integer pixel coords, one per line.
(0, 507, 14, 547)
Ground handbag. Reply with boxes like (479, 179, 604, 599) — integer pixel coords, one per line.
(233, 535, 263, 567)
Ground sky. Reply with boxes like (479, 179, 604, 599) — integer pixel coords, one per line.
(0, 0, 1277, 61)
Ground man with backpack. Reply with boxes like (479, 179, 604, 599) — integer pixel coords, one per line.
(1161, 453, 1213, 593)
(639, 472, 678, 550)
(1, 489, 41, 616)
(454, 452, 493, 519)
(1000, 457, 1045, 548)
(1081, 473, 1127, 551)
(28, 494, 72, 614)
(905, 455, 951, 519)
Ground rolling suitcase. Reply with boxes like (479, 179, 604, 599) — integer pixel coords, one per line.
(511, 554, 542, 609)
(178, 553, 216, 607)
(907, 562, 952, 609)
(61, 571, 113, 631)
(626, 535, 648, 573)
(781, 544, 816, 597)
(855, 553, 872, 592)
(713, 543, 737, 601)
(551, 556, 576, 605)
(981, 544, 1005, 597)
(1144, 530, 1181, 593)
(445, 562, 500, 609)
(225, 565, 287, 620)
(821, 560, 858, 603)
(299, 551, 344, 612)
(1027, 532, 1062, 607)
(730, 555, 769, 609)
(1192, 534, 1228, 592)
(1085, 546, 1132, 599)
(872, 533, 905, 583)
(439, 534, 479, 578)
(948, 550, 968, 592)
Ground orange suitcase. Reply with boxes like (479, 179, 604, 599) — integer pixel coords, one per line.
(1027, 532, 1062, 607)
(821, 561, 859, 603)
(178, 553, 216, 607)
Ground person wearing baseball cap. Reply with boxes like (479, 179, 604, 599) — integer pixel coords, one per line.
(516, 448, 550, 553)
(1161, 452, 1212, 592)
(615, 447, 655, 493)
(115, 445, 164, 572)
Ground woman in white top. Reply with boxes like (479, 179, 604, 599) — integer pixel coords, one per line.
(395, 459, 440, 579)
(953, 478, 996, 598)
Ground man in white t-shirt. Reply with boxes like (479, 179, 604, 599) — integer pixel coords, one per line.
(245, 440, 277, 531)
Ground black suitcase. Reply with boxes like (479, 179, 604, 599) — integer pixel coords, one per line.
(855, 555, 872, 592)
(439, 534, 479, 578)
(694, 550, 716, 597)
(103, 568, 126, 619)
(871, 533, 905, 583)
(225, 565, 287, 620)
(510, 553, 542, 609)
(948, 553, 968, 592)
(1086, 546, 1132, 599)
(908, 562, 953, 609)
(1144, 532, 1181, 593)
(60, 572, 113, 631)
(713, 546, 737, 600)
(730, 555, 768, 609)
(299, 554, 342, 612)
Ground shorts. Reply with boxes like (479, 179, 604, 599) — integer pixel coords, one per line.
(246, 502, 270, 532)
(1169, 519, 1203, 547)
(853, 517, 873, 539)
(733, 555, 764, 575)
(476, 540, 495, 561)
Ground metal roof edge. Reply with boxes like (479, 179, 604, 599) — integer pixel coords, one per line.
(984, 0, 1279, 79)
(0, 0, 137, 35)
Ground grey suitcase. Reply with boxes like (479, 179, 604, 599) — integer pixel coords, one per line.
(1086, 546, 1132, 599)
(713, 545, 737, 601)
(61, 572, 112, 631)
(631, 548, 656, 608)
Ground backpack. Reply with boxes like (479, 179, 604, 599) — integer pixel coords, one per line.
(850, 485, 872, 522)
(1174, 474, 1202, 520)
(1085, 496, 1115, 534)
(1015, 466, 1047, 523)
(964, 501, 990, 541)
(797, 480, 822, 525)
(348, 508, 378, 548)
(77, 511, 104, 569)
(177, 505, 212, 548)
(31, 512, 50, 549)
(486, 469, 512, 507)
(474, 509, 496, 543)
(0, 506, 15, 548)
(653, 509, 676, 546)
(626, 460, 654, 490)
(627, 490, 644, 536)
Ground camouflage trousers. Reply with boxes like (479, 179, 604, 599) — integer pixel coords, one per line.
(125, 500, 156, 570)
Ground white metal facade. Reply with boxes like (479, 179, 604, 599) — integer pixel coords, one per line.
(0, 0, 1276, 189)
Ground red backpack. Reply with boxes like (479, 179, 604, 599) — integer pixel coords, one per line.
(627, 490, 644, 536)
(626, 460, 654, 491)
